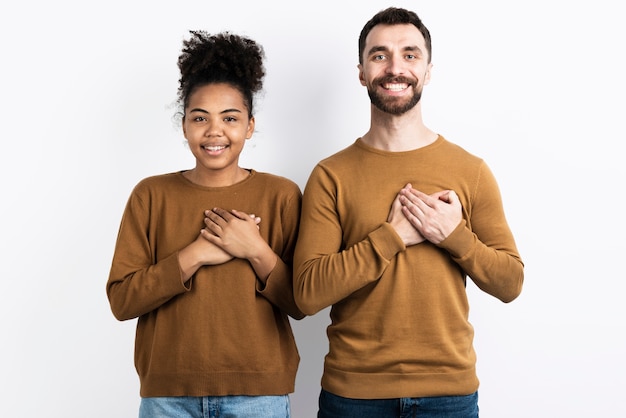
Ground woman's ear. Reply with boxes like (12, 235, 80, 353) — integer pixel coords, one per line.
(246, 116, 255, 139)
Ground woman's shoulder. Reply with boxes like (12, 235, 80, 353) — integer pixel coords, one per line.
(251, 170, 299, 187)
(132, 172, 185, 193)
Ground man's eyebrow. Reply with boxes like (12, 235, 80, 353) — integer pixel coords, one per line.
(367, 45, 389, 56)
(366, 45, 423, 56)
(403, 45, 422, 53)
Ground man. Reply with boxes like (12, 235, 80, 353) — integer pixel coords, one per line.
(293, 7, 524, 417)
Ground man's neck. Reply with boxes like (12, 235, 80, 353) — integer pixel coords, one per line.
(361, 104, 438, 152)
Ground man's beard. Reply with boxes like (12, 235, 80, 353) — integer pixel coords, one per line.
(367, 76, 422, 115)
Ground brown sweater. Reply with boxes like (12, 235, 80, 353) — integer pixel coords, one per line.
(107, 170, 303, 397)
(294, 136, 524, 399)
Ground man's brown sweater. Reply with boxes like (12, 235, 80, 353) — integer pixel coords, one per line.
(294, 136, 524, 399)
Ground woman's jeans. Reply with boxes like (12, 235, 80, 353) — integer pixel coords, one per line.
(318, 389, 479, 418)
(139, 395, 290, 418)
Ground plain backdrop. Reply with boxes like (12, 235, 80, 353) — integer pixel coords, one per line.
(1, 0, 625, 417)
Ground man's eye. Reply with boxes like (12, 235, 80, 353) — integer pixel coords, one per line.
(374, 55, 386, 61)
(224, 116, 237, 122)
(193, 116, 206, 122)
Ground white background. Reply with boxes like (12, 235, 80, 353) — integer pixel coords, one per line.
(1, 0, 625, 417)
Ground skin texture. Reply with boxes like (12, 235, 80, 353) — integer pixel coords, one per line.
(182, 83, 254, 187)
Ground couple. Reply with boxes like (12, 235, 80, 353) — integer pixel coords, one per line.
(106, 7, 524, 418)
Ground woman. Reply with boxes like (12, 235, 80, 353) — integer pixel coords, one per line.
(106, 31, 303, 418)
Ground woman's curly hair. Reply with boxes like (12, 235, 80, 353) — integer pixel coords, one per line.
(177, 31, 265, 117)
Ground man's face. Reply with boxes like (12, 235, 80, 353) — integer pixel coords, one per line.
(358, 24, 432, 115)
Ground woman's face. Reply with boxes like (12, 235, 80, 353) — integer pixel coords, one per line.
(182, 83, 254, 178)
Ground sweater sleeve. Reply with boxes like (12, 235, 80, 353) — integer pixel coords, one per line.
(438, 161, 524, 302)
(293, 165, 405, 315)
(256, 187, 305, 320)
(106, 188, 190, 321)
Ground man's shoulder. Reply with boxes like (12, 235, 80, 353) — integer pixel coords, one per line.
(317, 140, 361, 165)
(438, 136, 484, 164)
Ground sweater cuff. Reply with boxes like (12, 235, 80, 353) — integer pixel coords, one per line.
(172, 251, 192, 291)
(370, 223, 406, 260)
(439, 220, 472, 259)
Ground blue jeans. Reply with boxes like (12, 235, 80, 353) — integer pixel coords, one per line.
(139, 395, 291, 418)
(318, 389, 479, 418)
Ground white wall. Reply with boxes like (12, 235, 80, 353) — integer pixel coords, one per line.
(2, 0, 624, 416)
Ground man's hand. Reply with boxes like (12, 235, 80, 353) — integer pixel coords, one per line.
(399, 184, 462, 245)
(387, 185, 426, 246)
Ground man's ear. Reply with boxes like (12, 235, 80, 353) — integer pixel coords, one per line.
(358, 64, 366, 86)
(424, 63, 433, 85)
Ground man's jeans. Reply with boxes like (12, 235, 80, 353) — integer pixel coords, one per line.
(139, 395, 291, 418)
(318, 389, 479, 418)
